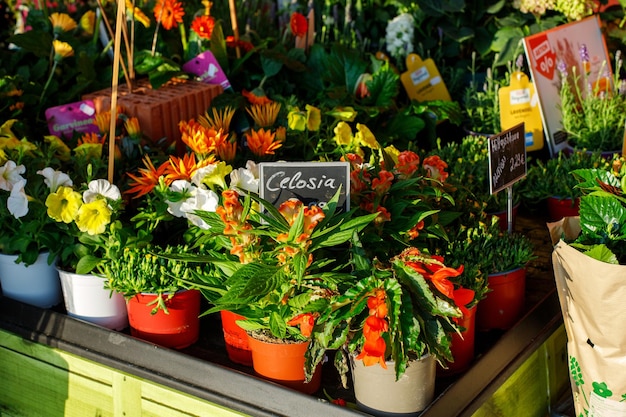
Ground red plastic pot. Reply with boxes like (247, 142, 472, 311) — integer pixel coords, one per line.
(439, 304, 477, 376)
(127, 289, 201, 349)
(220, 310, 252, 366)
(247, 335, 321, 394)
(547, 196, 579, 222)
(476, 268, 526, 331)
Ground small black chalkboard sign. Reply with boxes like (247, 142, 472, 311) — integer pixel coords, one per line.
(488, 123, 527, 194)
(259, 162, 350, 211)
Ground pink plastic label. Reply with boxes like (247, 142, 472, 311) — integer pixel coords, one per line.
(45, 100, 99, 138)
(183, 51, 231, 90)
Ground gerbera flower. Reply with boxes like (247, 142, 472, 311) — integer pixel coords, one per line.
(45, 186, 82, 223)
(245, 128, 282, 157)
(52, 40, 74, 62)
(79, 10, 96, 36)
(153, 0, 184, 30)
(164, 153, 211, 184)
(246, 102, 281, 128)
(125, 155, 168, 198)
(49, 12, 77, 35)
(191, 15, 215, 39)
(242, 89, 272, 105)
(126, 0, 151, 28)
(125, 117, 142, 140)
(199, 106, 236, 132)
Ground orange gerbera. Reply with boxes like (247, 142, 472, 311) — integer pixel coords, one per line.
(290, 12, 307, 37)
(245, 128, 282, 157)
(199, 106, 236, 132)
(78, 132, 104, 145)
(163, 153, 213, 183)
(125, 155, 168, 198)
(179, 119, 225, 157)
(153, 0, 184, 30)
(246, 102, 281, 128)
(191, 15, 215, 39)
(241, 89, 272, 105)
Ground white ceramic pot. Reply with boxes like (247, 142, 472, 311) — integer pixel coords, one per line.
(58, 269, 128, 330)
(351, 354, 436, 416)
(0, 252, 62, 308)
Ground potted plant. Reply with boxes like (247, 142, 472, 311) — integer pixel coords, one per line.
(462, 52, 503, 136)
(309, 245, 465, 415)
(558, 45, 626, 154)
(0, 120, 69, 308)
(183, 189, 377, 393)
(520, 150, 609, 221)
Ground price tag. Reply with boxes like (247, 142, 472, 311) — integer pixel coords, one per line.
(488, 123, 527, 194)
(400, 54, 451, 102)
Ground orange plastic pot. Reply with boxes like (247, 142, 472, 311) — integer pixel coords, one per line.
(547, 196, 579, 222)
(439, 304, 477, 376)
(127, 289, 201, 349)
(220, 310, 252, 366)
(247, 335, 321, 394)
(476, 268, 526, 331)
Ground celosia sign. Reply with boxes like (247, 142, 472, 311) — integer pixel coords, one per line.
(259, 162, 350, 211)
(488, 123, 527, 194)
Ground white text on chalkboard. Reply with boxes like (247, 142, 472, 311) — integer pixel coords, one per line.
(266, 171, 339, 192)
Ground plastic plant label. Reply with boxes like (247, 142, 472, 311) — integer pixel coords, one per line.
(183, 50, 231, 90)
(400, 54, 451, 102)
(45, 100, 99, 138)
(499, 71, 544, 151)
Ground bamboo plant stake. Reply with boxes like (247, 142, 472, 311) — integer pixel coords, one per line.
(107, 0, 126, 183)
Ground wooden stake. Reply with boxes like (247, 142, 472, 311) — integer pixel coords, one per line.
(228, 0, 240, 58)
(108, 0, 126, 183)
(96, 0, 132, 90)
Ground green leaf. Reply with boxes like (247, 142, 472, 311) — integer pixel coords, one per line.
(75, 255, 102, 275)
(269, 311, 287, 338)
(8, 31, 53, 58)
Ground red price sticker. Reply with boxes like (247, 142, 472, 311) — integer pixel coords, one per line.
(527, 34, 556, 80)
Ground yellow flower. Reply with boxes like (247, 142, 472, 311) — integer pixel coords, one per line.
(327, 106, 357, 122)
(306, 105, 321, 131)
(287, 109, 306, 131)
(199, 106, 235, 132)
(44, 135, 71, 161)
(355, 123, 379, 149)
(125, 117, 142, 139)
(46, 186, 82, 223)
(333, 121, 353, 146)
(383, 145, 400, 165)
(200, 161, 232, 191)
(15, 138, 38, 154)
(246, 102, 281, 128)
(76, 199, 112, 235)
(53, 40, 74, 62)
(74, 143, 103, 160)
(126, 0, 151, 28)
(49, 13, 77, 35)
(0, 119, 21, 150)
(0, 149, 7, 165)
(79, 10, 96, 36)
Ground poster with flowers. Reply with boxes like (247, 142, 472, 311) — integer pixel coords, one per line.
(523, 15, 611, 156)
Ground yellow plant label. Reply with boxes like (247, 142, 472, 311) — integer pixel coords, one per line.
(400, 54, 451, 102)
(499, 71, 544, 151)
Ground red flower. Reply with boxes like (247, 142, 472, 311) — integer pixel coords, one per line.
(407, 220, 425, 240)
(241, 89, 272, 105)
(153, 0, 184, 30)
(422, 155, 449, 182)
(371, 170, 394, 195)
(356, 332, 387, 368)
(290, 12, 308, 37)
(191, 15, 215, 39)
(332, 398, 347, 406)
(287, 313, 318, 337)
(395, 151, 420, 178)
(452, 287, 475, 319)
(225, 36, 255, 52)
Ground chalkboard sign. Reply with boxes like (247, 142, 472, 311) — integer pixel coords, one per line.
(259, 162, 350, 211)
(488, 123, 527, 194)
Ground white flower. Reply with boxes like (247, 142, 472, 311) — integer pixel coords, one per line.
(229, 167, 259, 194)
(37, 167, 72, 192)
(7, 178, 28, 218)
(0, 161, 26, 191)
(83, 179, 121, 203)
(167, 180, 195, 218)
(190, 165, 216, 188)
(385, 13, 415, 61)
(181, 188, 219, 229)
(245, 160, 259, 177)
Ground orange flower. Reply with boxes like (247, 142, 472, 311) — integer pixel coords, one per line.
(163, 153, 211, 183)
(422, 155, 449, 182)
(287, 313, 318, 337)
(125, 155, 168, 198)
(225, 36, 255, 52)
(94, 112, 111, 134)
(395, 151, 420, 178)
(290, 12, 308, 37)
(367, 289, 387, 318)
(78, 132, 104, 145)
(356, 336, 387, 367)
(191, 15, 215, 39)
(179, 119, 225, 157)
(303, 205, 325, 234)
(407, 220, 425, 240)
(371, 170, 394, 195)
(216, 139, 237, 163)
(246, 102, 281, 128)
(241, 89, 272, 105)
(125, 117, 141, 139)
(452, 288, 475, 320)
(153, 0, 184, 30)
(245, 128, 282, 157)
(278, 198, 302, 226)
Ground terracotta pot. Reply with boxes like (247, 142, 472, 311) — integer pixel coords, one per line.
(477, 267, 526, 331)
(247, 335, 321, 394)
(351, 354, 436, 416)
(220, 310, 252, 366)
(58, 269, 128, 330)
(127, 289, 201, 349)
(547, 196, 579, 222)
(439, 304, 477, 376)
(0, 252, 61, 308)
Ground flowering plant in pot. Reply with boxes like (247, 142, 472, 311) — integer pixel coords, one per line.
(558, 46, 626, 153)
(0, 119, 69, 266)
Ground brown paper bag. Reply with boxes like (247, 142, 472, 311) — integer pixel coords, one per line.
(549, 217, 626, 417)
